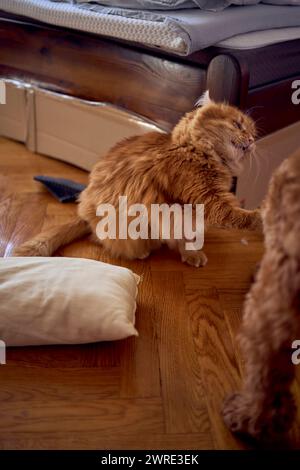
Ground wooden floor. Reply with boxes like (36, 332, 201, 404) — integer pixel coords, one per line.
(0, 137, 299, 450)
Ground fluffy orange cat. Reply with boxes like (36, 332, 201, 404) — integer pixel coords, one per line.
(14, 93, 262, 266)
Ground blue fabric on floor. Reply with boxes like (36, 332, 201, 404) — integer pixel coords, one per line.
(34, 176, 87, 202)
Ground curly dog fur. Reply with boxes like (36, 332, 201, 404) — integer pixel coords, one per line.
(223, 150, 300, 441)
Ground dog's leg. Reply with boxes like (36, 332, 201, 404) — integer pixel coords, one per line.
(223, 256, 298, 440)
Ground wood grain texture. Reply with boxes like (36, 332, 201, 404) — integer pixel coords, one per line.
(1, 12, 300, 137)
(120, 265, 161, 399)
(206, 54, 243, 106)
(151, 271, 211, 435)
(0, 432, 212, 451)
(0, 15, 206, 130)
(0, 138, 299, 449)
(184, 287, 242, 449)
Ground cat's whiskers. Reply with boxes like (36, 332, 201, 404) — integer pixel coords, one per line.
(253, 118, 265, 139)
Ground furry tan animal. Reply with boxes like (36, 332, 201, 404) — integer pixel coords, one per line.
(223, 150, 300, 440)
(14, 94, 261, 265)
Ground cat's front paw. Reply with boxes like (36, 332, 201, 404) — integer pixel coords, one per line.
(249, 209, 263, 231)
(181, 250, 207, 268)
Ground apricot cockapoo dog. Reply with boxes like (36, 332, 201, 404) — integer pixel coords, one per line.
(223, 150, 300, 440)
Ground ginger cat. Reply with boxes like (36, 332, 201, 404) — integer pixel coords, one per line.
(14, 92, 262, 266)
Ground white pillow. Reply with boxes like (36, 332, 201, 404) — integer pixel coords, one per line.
(0, 257, 139, 346)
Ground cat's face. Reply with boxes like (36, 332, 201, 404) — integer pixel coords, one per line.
(192, 102, 256, 175)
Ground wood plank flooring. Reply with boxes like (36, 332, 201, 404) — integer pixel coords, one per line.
(0, 137, 299, 449)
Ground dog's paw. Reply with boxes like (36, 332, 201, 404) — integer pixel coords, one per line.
(222, 393, 251, 435)
(181, 251, 207, 268)
(223, 391, 296, 440)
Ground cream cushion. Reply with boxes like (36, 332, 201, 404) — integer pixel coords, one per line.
(0, 257, 139, 346)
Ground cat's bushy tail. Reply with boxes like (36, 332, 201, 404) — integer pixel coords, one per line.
(13, 217, 91, 257)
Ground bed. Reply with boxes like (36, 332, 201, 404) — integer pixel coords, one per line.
(0, 0, 300, 136)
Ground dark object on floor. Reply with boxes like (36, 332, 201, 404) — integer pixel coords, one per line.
(34, 176, 87, 203)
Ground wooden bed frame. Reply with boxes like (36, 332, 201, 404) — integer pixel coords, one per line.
(0, 10, 300, 137)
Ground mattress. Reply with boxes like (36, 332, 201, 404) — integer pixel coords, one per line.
(1, 0, 300, 54)
(218, 26, 300, 49)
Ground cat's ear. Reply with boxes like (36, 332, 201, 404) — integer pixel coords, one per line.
(195, 90, 213, 108)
